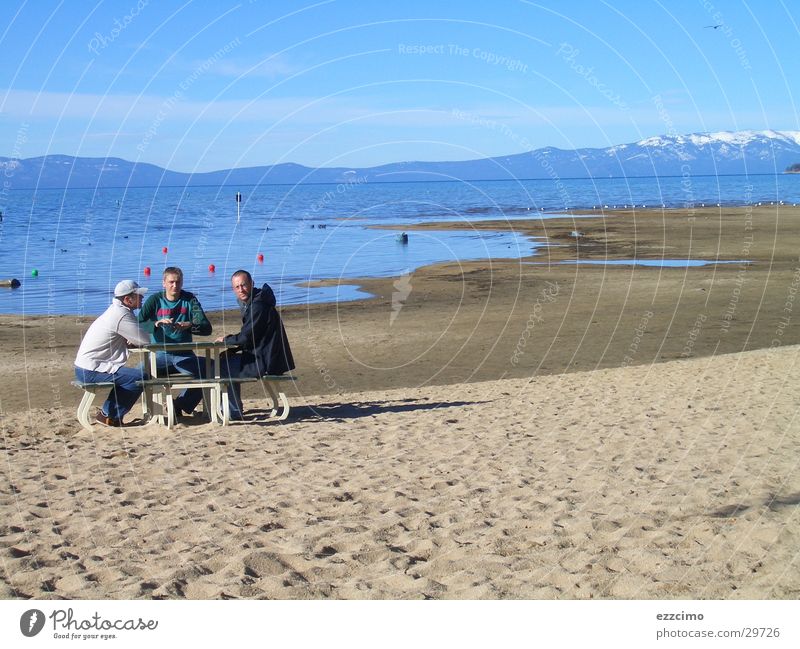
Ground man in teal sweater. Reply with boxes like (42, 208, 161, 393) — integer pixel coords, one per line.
(138, 266, 212, 416)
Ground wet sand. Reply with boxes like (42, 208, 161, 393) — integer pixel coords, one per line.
(2, 205, 798, 411)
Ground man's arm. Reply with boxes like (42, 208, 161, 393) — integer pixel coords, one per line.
(224, 300, 269, 349)
(137, 293, 158, 334)
(119, 311, 150, 346)
(188, 293, 212, 336)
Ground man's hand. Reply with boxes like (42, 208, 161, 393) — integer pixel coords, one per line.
(173, 321, 192, 331)
(214, 336, 225, 343)
(156, 318, 173, 329)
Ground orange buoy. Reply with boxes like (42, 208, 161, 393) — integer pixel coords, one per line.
(162, 246, 168, 254)
(257, 253, 264, 263)
(143, 266, 151, 276)
(208, 264, 215, 272)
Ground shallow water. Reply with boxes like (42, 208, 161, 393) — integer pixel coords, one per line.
(0, 174, 793, 315)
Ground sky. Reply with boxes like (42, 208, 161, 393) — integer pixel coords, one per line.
(0, 0, 798, 173)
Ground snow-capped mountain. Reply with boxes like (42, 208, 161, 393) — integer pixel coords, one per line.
(637, 129, 800, 148)
(624, 129, 800, 174)
(2, 130, 800, 189)
(452, 129, 800, 180)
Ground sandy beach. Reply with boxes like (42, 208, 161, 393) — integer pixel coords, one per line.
(1, 206, 799, 599)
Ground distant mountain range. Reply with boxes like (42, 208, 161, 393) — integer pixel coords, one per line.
(2, 130, 800, 189)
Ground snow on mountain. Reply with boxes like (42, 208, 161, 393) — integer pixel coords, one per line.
(639, 130, 800, 148)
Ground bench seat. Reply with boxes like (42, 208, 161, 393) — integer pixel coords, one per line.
(70, 380, 117, 431)
(137, 375, 295, 427)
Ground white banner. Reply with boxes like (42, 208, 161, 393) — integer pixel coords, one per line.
(0, 600, 796, 648)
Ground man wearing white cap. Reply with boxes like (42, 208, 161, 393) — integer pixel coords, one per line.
(74, 280, 151, 426)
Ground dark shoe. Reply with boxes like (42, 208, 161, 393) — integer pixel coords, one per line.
(96, 411, 123, 427)
(176, 407, 209, 422)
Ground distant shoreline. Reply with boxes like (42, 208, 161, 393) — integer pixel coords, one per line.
(5, 170, 800, 192)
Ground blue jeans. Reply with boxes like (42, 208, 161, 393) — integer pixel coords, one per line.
(75, 366, 146, 421)
(150, 352, 208, 413)
(219, 353, 245, 419)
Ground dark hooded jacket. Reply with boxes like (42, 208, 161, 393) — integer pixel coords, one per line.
(223, 283, 295, 376)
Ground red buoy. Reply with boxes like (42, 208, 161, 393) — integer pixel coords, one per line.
(162, 247, 168, 254)
(257, 253, 264, 263)
(208, 264, 216, 272)
(143, 266, 151, 276)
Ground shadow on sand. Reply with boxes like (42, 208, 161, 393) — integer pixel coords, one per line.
(247, 397, 489, 424)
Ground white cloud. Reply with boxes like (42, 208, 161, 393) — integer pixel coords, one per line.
(208, 55, 303, 79)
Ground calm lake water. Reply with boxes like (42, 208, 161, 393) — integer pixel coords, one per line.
(0, 174, 797, 315)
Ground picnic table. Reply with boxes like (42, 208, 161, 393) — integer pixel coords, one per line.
(131, 340, 228, 426)
(132, 341, 293, 427)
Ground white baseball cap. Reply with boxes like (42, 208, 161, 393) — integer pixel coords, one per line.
(114, 280, 149, 298)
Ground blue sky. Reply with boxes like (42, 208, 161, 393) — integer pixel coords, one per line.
(0, 0, 797, 172)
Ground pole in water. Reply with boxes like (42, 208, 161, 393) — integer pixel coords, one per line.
(236, 191, 242, 223)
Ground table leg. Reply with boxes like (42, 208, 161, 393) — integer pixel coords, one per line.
(149, 351, 165, 425)
(206, 347, 222, 424)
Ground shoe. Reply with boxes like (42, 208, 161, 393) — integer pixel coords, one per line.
(176, 407, 209, 422)
(95, 411, 123, 427)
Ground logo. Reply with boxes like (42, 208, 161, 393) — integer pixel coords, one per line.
(390, 269, 413, 326)
(20, 609, 45, 637)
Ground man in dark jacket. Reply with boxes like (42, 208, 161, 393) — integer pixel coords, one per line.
(215, 269, 295, 420)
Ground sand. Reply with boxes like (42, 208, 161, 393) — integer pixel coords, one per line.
(1, 348, 798, 599)
(1, 206, 799, 599)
